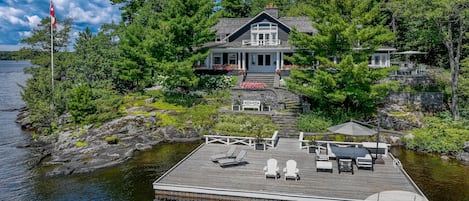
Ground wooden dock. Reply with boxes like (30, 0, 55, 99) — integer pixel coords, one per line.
(153, 138, 427, 201)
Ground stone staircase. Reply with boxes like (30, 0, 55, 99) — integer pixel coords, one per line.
(244, 73, 275, 87)
(284, 98, 302, 113)
(272, 112, 299, 138)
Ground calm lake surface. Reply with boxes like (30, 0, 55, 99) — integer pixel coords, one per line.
(1, 60, 468, 200)
(391, 146, 469, 201)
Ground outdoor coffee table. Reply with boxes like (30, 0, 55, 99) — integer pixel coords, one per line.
(316, 161, 333, 173)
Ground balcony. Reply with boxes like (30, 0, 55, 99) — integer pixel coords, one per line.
(242, 39, 281, 46)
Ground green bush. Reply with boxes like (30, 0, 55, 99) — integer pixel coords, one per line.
(104, 136, 119, 144)
(403, 113, 469, 153)
(213, 114, 280, 138)
(297, 113, 333, 132)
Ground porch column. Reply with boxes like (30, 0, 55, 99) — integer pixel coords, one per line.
(237, 52, 241, 69)
(242, 52, 246, 70)
(209, 52, 213, 69)
(280, 52, 284, 70)
(276, 51, 280, 70)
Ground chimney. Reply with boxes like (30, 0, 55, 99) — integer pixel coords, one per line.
(264, 3, 278, 18)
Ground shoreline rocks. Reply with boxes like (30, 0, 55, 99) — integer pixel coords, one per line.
(18, 108, 201, 176)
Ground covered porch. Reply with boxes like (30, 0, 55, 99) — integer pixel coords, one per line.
(199, 48, 294, 73)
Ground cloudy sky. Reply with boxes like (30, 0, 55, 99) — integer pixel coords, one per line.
(0, 0, 122, 51)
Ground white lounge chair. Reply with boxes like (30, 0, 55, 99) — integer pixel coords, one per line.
(263, 158, 280, 179)
(210, 146, 237, 162)
(356, 154, 373, 170)
(283, 160, 299, 180)
(218, 150, 247, 167)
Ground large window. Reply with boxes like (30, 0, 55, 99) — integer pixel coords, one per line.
(370, 53, 388, 67)
(213, 53, 222, 65)
(250, 22, 278, 45)
(252, 53, 273, 66)
(228, 53, 237, 64)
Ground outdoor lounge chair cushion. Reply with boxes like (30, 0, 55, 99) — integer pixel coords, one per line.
(356, 154, 374, 170)
(331, 146, 369, 159)
(263, 158, 280, 179)
(218, 150, 247, 167)
(283, 160, 299, 180)
(210, 146, 237, 162)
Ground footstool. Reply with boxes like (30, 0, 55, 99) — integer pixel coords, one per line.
(316, 161, 333, 173)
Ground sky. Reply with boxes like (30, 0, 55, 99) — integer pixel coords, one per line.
(0, 0, 122, 51)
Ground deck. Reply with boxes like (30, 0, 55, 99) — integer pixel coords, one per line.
(153, 138, 426, 201)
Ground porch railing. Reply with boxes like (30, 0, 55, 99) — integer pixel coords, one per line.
(242, 39, 281, 46)
(204, 131, 279, 149)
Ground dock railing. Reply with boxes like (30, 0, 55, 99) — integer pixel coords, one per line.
(204, 131, 279, 149)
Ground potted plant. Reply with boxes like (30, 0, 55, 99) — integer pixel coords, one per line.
(254, 124, 266, 150)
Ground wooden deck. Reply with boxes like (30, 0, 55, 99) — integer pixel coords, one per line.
(153, 138, 426, 201)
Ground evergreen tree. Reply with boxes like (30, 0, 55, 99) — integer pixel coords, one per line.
(387, 0, 469, 120)
(218, 0, 251, 17)
(17, 17, 73, 130)
(115, 0, 216, 92)
(286, 56, 398, 114)
(288, 0, 394, 67)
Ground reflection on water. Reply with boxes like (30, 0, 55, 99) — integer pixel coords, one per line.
(32, 141, 201, 201)
(391, 146, 469, 201)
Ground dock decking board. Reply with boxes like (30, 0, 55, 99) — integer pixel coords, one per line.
(153, 138, 423, 200)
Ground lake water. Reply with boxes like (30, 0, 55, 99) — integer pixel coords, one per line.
(1, 60, 468, 200)
(0, 60, 201, 200)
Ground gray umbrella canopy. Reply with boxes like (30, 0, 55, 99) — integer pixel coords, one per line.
(327, 121, 377, 136)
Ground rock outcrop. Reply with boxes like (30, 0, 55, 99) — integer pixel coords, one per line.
(29, 109, 201, 176)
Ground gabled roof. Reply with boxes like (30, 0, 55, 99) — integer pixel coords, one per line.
(211, 12, 316, 37)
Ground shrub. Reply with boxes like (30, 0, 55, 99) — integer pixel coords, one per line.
(403, 113, 469, 153)
(104, 136, 119, 145)
(213, 114, 280, 138)
(297, 113, 333, 132)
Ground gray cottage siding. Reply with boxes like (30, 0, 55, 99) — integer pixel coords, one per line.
(228, 13, 291, 43)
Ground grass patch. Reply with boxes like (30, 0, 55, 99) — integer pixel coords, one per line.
(76, 141, 88, 147)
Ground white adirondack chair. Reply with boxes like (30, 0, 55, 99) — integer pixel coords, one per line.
(283, 160, 299, 180)
(263, 158, 280, 179)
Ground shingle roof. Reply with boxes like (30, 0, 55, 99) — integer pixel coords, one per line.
(211, 18, 250, 34)
(211, 16, 315, 35)
(279, 17, 316, 33)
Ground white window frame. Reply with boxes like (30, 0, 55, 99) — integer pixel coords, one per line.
(228, 53, 237, 64)
(250, 22, 278, 45)
(213, 53, 222, 65)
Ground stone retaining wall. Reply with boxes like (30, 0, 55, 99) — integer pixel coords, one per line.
(386, 92, 444, 112)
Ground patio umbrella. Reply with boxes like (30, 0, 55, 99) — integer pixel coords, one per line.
(327, 121, 377, 136)
(392, 50, 427, 55)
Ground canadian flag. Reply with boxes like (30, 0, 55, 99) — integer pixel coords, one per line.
(50, 1, 56, 29)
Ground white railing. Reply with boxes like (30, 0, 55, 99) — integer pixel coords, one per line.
(242, 39, 281, 46)
(298, 132, 309, 149)
(204, 131, 279, 149)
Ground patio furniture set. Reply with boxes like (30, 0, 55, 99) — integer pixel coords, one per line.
(315, 145, 374, 174)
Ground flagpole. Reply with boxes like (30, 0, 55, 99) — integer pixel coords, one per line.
(51, 16, 54, 90)
(50, 0, 54, 90)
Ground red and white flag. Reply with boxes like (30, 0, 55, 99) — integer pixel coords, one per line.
(50, 1, 56, 29)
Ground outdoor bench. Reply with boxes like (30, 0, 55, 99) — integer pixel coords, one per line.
(242, 100, 261, 111)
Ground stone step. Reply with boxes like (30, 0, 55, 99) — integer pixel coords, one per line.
(244, 73, 275, 87)
(272, 112, 298, 137)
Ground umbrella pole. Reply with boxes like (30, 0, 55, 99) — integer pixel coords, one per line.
(375, 115, 385, 164)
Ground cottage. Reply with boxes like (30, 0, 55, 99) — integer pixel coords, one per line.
(201, 5, 315, 73)
(200, 5, 395, 74)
